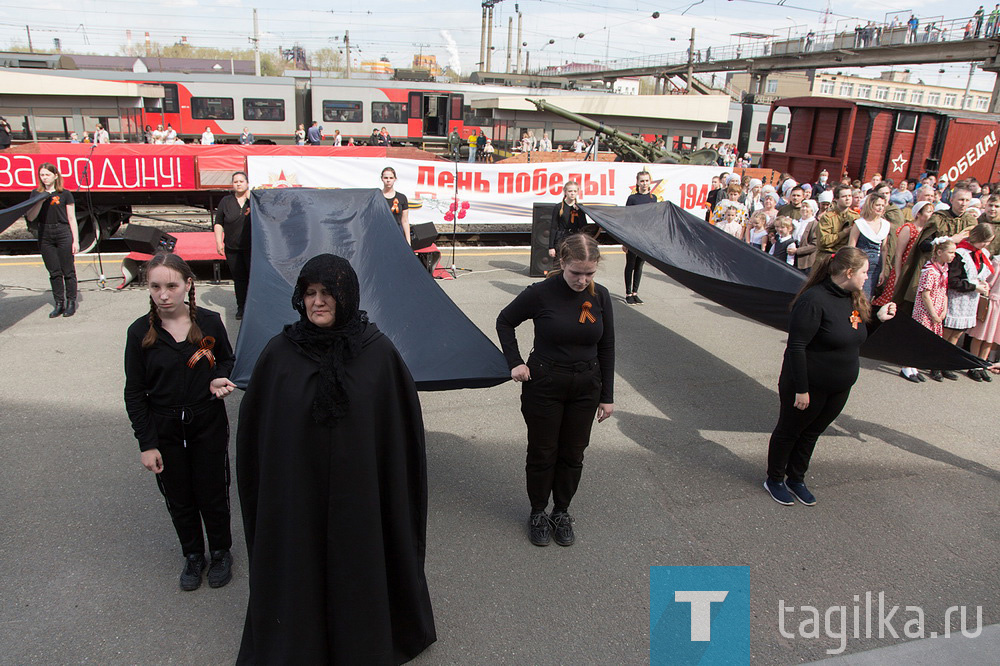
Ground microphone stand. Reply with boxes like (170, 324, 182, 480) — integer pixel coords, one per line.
(448, 154, 472, 279)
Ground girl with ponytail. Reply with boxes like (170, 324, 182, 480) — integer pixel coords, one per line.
(124, 252, 238, 592)
(764, 247, 897, 507)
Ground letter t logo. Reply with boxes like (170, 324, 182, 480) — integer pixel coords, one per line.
(674, 591, 729, 641)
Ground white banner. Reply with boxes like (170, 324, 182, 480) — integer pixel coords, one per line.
(247, 156, 717, 225)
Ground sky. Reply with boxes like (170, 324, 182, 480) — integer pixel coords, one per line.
(0, 0, 995, 91)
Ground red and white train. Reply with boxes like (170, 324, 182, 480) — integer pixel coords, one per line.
(1, 70, 591, 146)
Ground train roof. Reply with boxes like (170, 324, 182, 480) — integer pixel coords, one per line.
(771, 95, 1000, 124)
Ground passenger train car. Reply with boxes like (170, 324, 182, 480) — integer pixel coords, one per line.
(0, 69, 597, 146)
(694, 101, 791, 163)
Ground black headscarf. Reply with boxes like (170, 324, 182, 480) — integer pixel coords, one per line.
(286, 254, 368, 426)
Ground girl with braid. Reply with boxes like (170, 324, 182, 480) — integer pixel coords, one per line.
(124, 253, 237, 591)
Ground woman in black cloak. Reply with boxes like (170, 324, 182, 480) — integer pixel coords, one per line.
(235, 254, 436, 665)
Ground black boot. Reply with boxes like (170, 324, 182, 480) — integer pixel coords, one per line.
(63, 299, 77, 317)
(49, 298, 65, 318)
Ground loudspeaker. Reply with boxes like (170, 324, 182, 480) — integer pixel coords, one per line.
(529, 203, 557, 277)
(123, 225, 177, 254)
(410, 222, 439, 250)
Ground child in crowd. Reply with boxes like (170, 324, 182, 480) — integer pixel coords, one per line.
(770, 217, 796, 265)
(717, 205, 744, 239)
(746, 211, 768, 250)
(914, 238, 955, 381)
(711, 185, 747, 226)
(943, 223, 995, 346)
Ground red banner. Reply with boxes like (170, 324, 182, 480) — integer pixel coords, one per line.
(0, 152, 198, 191)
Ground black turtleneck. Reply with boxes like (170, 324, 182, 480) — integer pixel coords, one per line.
(496, 275, 615, 403)
(782, 279, 868, 394)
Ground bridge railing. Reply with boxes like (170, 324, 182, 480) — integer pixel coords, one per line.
(543, 14, 988, 76)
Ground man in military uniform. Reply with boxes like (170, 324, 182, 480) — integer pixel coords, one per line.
(817, 185, 858, 255)
(778, 185, 805, 220)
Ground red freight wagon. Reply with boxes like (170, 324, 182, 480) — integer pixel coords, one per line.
(760, 96, 1000, 186)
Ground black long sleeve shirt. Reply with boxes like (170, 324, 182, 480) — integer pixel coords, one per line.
(496, 275, 615, 403)
(124, 308, 234, 451)
(214, 194, 251, 251)
(782, 279, 868, 394)
(549, 201, 588, 250)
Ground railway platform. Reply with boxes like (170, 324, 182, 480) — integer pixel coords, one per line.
(0, 249, 997, 664)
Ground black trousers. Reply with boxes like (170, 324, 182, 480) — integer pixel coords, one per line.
(520, 355, 602, 512)
(624, 249, 645, 293)
(152, 402, 232, 555)
(39, 226, 77, 301)
(766, 375, 851, 483)
(225, 247, 251, 314)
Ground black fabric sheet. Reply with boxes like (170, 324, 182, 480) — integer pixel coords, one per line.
(231, 188, 510, 389)
(582, 201, 986, 371)
(0, 192, 49, 234)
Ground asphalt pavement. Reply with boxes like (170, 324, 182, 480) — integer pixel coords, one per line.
(1, 249, 997, 664)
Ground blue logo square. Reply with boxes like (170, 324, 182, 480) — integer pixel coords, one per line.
(650, 566, 750, 665)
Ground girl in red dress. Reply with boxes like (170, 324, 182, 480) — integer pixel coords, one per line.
(913, 238, 956, 338)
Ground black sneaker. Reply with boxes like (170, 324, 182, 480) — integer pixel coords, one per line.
(915, 372, 927, 382)
(235, 311, 244, 321)
(968, 369, 983, 382)
(785, 481, 816, 506)
(180, 553, 206, 591)
(981, 368, 993, 383)
(550, 511, 575, 546)
(929, 370, 944, 382)
(763, 479, 795, 505)
(529, 511, 551, 546)
(900, 369, 921, 383)
(625, 295, 636, 305)
(632, 294, 644, 305)
(941, 369, 959, 380)
(207, 550, 233, 588)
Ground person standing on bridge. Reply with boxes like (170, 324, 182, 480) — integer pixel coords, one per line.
(214, 172, 252, 320)
(497, 234, 615, 546)
(124, 252, 237, 591)
(25, 163, 80, 317)
(975, 6, 985, 38)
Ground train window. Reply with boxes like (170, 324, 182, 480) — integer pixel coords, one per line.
(323, 100, 363, 123)
(243, 98, 285, 121)
(702, 121, 733, 140)
(371, 102, 406, 124)
(143, 83, 178, 114)
(191, 97, 235, 121)
(896, 113, 918, 133)
(756, 123, 786, 143)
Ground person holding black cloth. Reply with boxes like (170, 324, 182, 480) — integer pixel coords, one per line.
(213, 172, 252, 320)
(235, 254, 436, 664)
(764, 247, 896, 506)
(124, 252, 237, 591)
(549, 180, 588, 264)
(497, 234, 615, 547)
(25, 163, 80, 317)
(624, 170, 657, 304)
